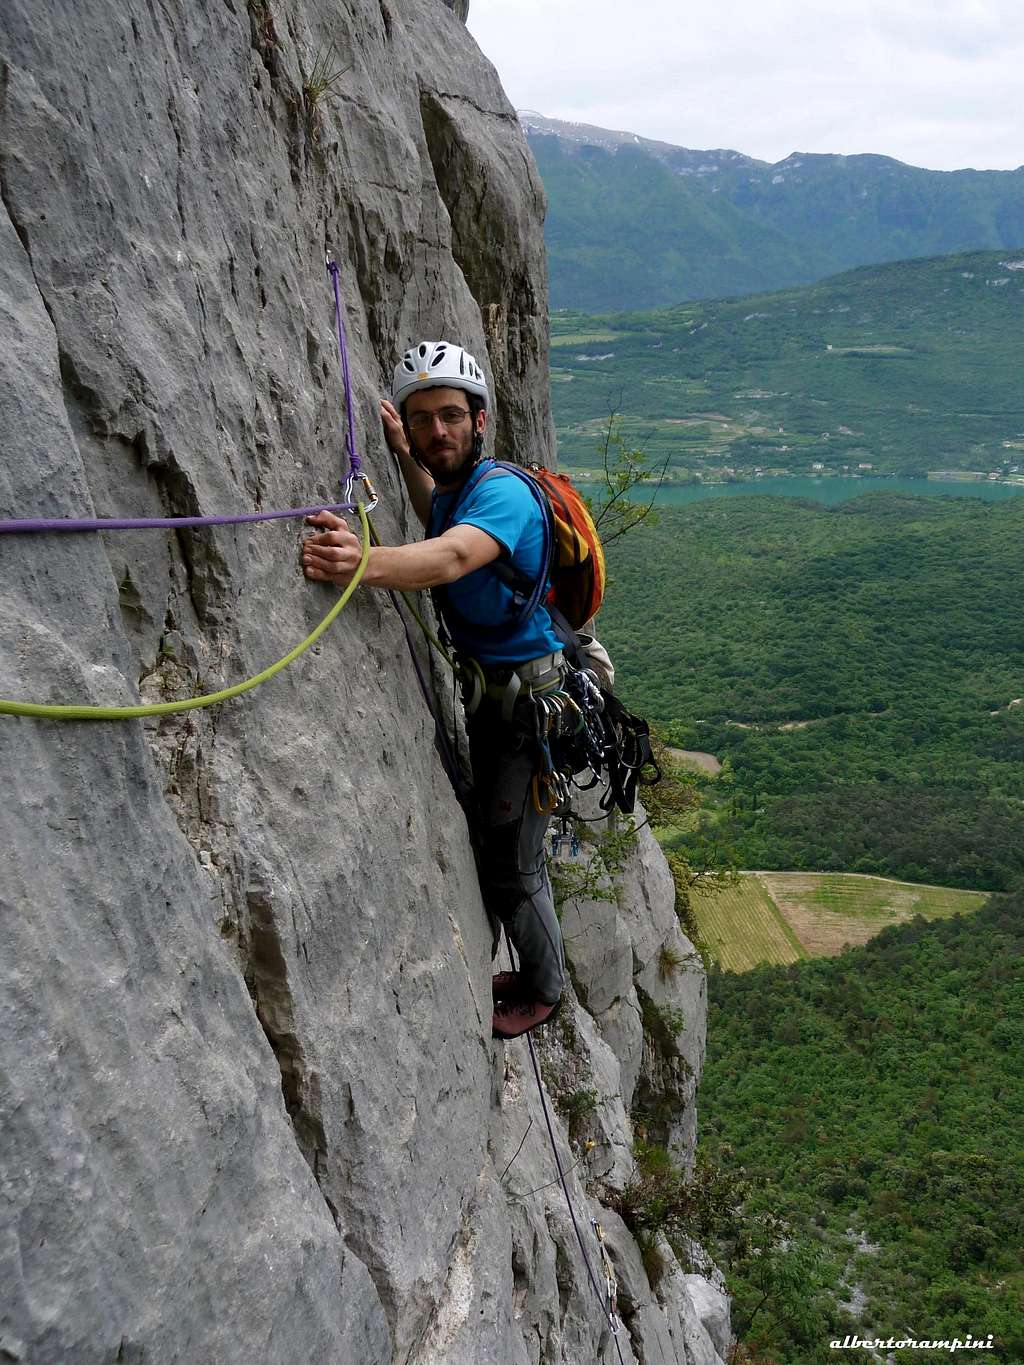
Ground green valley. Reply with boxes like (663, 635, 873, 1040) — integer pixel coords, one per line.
(599, 492, 1024, 892)
(535, 127, 1024, 1365)
(550, 250, 1024, 480)
(697, 894, 1024, 1364)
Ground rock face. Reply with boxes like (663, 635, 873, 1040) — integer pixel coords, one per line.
(0, 3, 729, 1363)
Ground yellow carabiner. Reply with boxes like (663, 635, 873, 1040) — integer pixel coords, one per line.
(532, 772, 558, 815)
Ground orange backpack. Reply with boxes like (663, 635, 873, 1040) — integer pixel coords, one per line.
(525, 464, 606, 630)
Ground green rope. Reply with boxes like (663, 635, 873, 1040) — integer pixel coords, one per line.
(366, 512, 489, 710)
(367, 513, 452, 663)
(0, 503, 371, 721)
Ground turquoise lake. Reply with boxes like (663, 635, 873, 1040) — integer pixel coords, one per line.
(634, 475, 1024, 508)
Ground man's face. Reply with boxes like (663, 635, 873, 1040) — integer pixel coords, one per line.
(405, 386, 486, 487)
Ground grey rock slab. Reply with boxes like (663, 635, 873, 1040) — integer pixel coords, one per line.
(561, 880, 634, 1019)
(621, 1235, 730, 1365)
(569, 1003, 636, 1191)
(559, 869, 645, 1106)
(594, 1212, 725, 1365)
(655, 1250, 731, 1365)
(490, 1040, 636, 1365)
(0, 0, 727, 1358)
(561, 797, 709, 1159)
(0, 720, 390, 1364)
(681, 1274, 733, 1360)
(595, 990, 646, 1114)
(403, 1168, 532, 1365)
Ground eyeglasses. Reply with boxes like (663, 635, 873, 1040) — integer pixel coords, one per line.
(407, 406, 471, 433)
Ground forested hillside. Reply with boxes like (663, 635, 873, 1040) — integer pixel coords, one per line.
(699, 893, 1024, 1363)
(600, 492, 1024, 890)
(526, 115, 1024, 311)
(551, 249, 1024, 479)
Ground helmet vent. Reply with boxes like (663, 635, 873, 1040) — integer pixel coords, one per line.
(392, 341, 488, 411)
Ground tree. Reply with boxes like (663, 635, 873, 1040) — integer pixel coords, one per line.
(587, 408, 669, 547)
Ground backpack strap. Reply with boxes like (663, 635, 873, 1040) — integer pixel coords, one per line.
(484, 463, 555, 625)
(429, 460, 555, 643)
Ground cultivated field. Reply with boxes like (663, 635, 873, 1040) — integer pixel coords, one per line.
(694, 872, 989, 971)
(692, 876, 807, 972)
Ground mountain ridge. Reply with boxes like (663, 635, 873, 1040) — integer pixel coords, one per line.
(520, 110, 1024, 178)
(522, 112, 1024, 310)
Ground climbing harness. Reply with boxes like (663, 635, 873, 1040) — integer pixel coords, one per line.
(413, 457, 655, 816)
(0, 257, 375, 719)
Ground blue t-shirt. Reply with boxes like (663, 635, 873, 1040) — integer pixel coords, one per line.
(427, 462, 563, 667)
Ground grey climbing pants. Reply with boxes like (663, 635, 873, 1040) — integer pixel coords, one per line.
(466, 696, 566, 1005)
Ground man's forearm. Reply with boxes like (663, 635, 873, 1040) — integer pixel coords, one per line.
(360, 537, 475, 591)
(302, 511, 498, 589)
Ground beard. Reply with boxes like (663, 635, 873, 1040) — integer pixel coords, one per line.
(414, 428, 477, 487)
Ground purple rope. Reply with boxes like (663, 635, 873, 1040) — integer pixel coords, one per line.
(327, 258, 360, 480)
(0, 502, 358, 535)
(3, 262, 364, 536)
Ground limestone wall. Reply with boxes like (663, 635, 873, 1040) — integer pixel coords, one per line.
(0, 3, 729, 1361)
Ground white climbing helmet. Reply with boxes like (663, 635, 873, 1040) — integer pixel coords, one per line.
(392, 340, 489, 411)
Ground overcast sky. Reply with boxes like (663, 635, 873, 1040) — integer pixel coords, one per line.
(466, 0, 1024, 172)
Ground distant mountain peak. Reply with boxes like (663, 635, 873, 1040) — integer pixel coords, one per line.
(517, 110, 763, 172)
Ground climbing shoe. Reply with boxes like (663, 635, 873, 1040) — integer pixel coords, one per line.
(492, 995, 561, 1040)
(492, 971, 527, 1001)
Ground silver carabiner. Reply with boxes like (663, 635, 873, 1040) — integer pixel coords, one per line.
(345, 471, 379, 513)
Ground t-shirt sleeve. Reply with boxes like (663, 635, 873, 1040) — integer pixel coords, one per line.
(450, 474, 535, 558)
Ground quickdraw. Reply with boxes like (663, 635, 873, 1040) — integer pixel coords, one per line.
(550, 816, 583, 859)
(326, 253, 378, 515)
(521, 663, 610, 815)
(531, 772, 560, 816)
(590, 1220, 624, 1338)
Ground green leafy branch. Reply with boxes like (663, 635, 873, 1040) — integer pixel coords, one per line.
(608, 1140, 748, 1271)
(549, 814, 642, 910)
(587, 407, 670, 548)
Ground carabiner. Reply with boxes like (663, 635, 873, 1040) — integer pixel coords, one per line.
(458, 656, 486, 715)
(531, 772, 558, 815)
(344, 471, 379, 513)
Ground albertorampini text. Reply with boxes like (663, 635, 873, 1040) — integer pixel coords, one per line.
(830, 1334, 994, 1352)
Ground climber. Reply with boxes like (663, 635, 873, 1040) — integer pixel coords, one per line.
(301, 341, 565, 1040)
